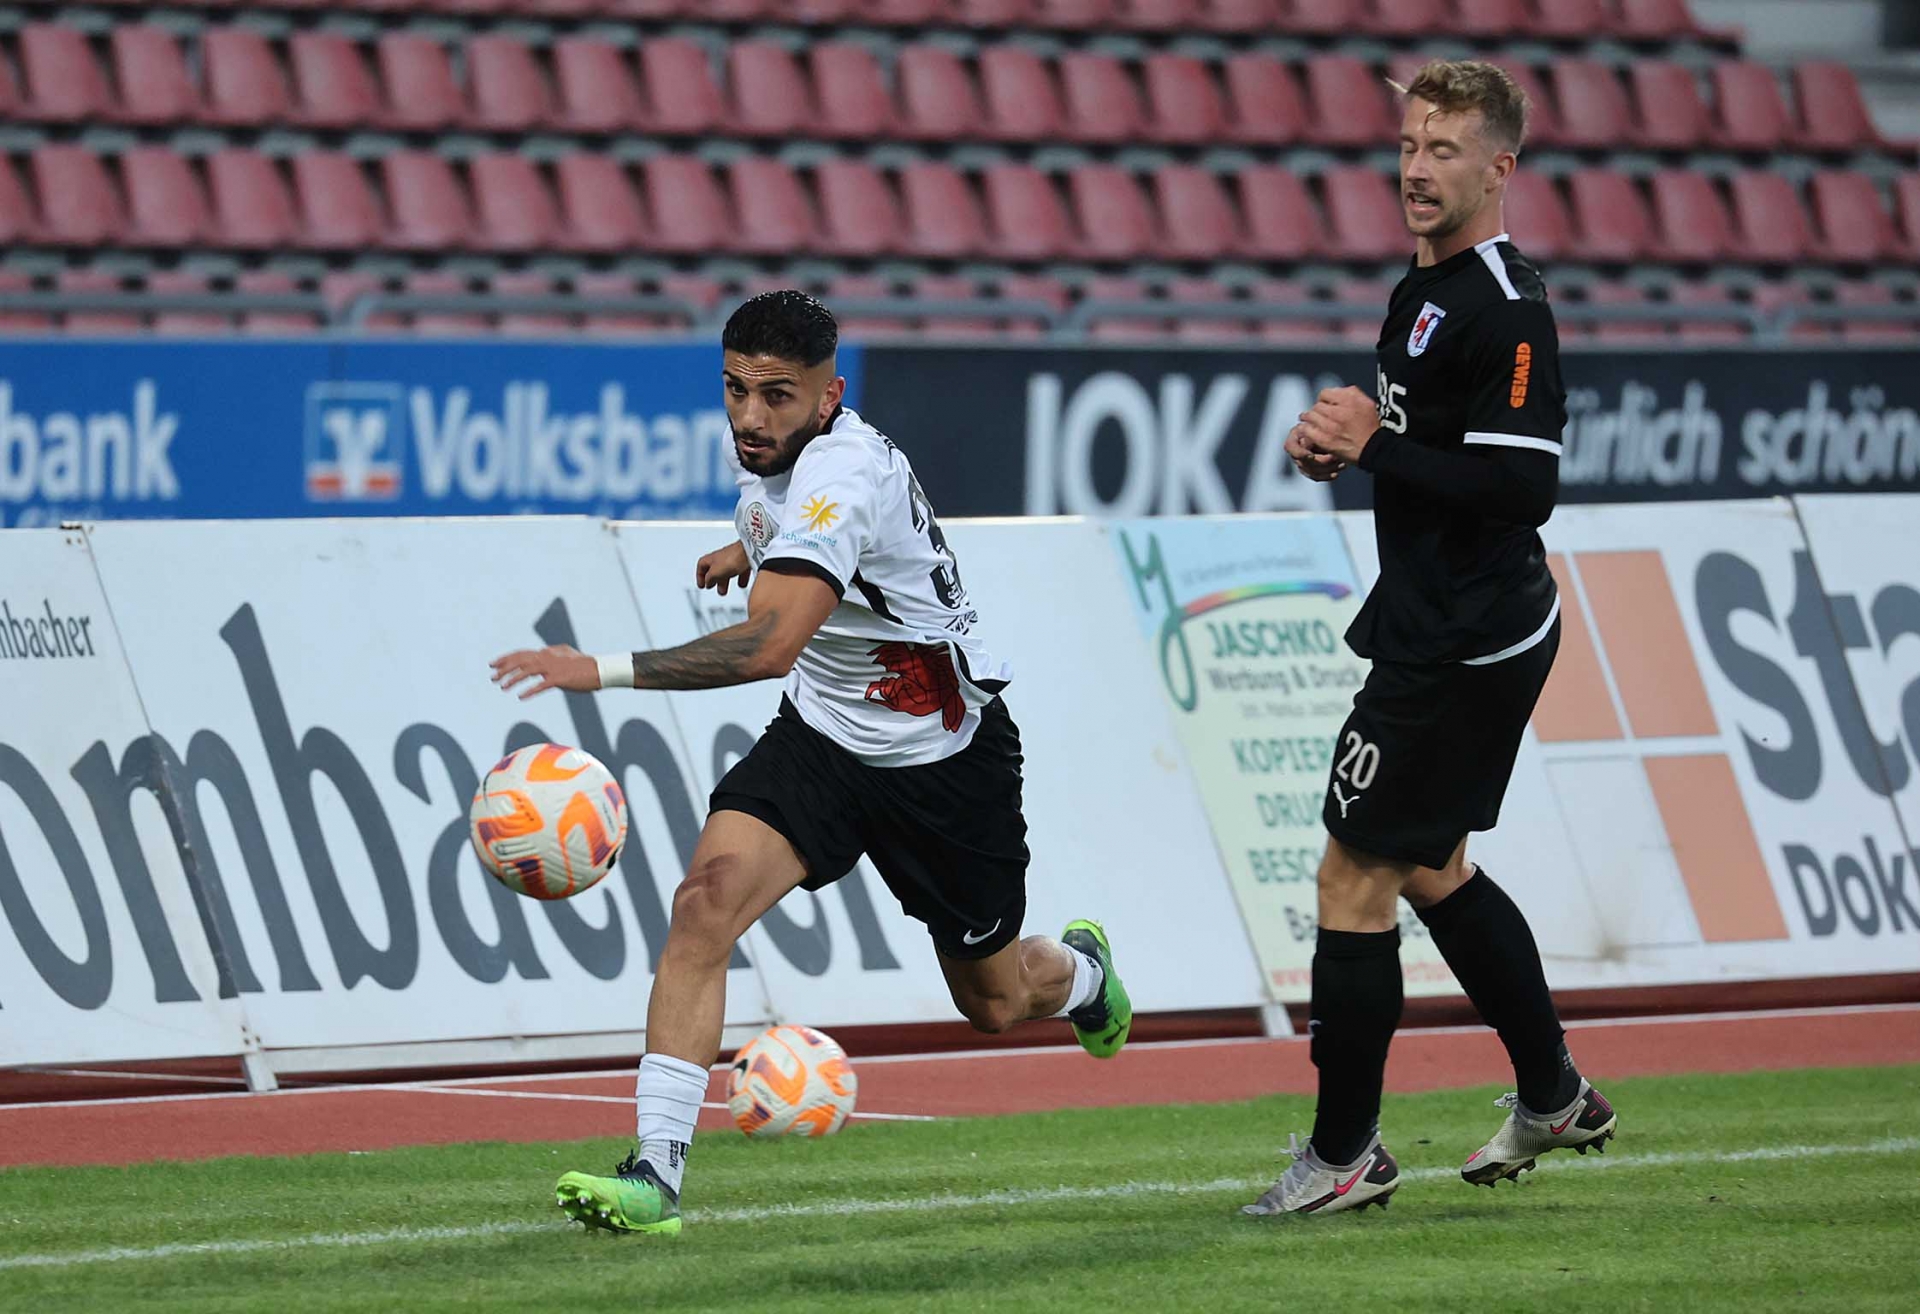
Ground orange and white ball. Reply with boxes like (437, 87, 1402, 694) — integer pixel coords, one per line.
(727, 1025, 859, 1138)
(469, 743, 626, 900)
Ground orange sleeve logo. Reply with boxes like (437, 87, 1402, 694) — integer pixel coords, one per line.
(1509, 342, 1532, 408)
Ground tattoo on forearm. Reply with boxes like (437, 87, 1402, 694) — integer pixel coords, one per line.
(631, 610, 782, 690)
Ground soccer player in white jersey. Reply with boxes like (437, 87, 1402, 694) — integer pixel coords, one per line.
(490, 291, 1131, 1236)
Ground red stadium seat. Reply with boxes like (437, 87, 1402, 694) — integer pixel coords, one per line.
(729, 41, 812, 139)
(1059, 52, 1144, 145)
(289, 33, 380, 130)
(1030, 0, 1115, 28)
(639, 38, 725, 135)
(1668, 282, 1748, 343)
(292, 152, 383, 249)
(1567, 169, 1654, 262)
(320, 272, 399, 334)
(382, 151, 472, 250)
(1194, 0, 1278, 30)
(897, 45, 982, 141)
(554, 154, 647, 252)
(1583, 282, 1666, 345)
(1166, 277, 1250, 343)
(1503, 169, 1573, 261)
(470, 153, 561, 251)
(112, 26, 198, 125)
(1895, 173, 1920, 260)
(1810, 171, 1897, 263)
(1144, 54, 1225, 145)
(867, 0, 950, 24)
(1502, 62, 1561, 149)
(236, 270, 319, 335)
(0, 269, 50, 335)
(644, 155, 731, 253)
(815, 158, 903, 256)
(0, 53, 16, 121)
(1114, 0, 1198, 29)
(907, 274, 996, 341)
(1454, 0, 1528, 38)
(573, 271, 676, 337)
(405, 270, 485, 336)
(1749, 280, 1827, 341)
(1551, 60, 1635, 150)
(1616, 0, 1705, 41)
(19, 24, 112, 123)
(1081, 274, 1162, 343)
(31, 145, 124, 246)
(998, 273, 1069, 336)
(1710, 62, 1793, 153)
(1332, 277, 1393, 344)
(1321, 166, 1405, 261)
(0, 158, 37, 245)
(376, 34, 462, 131)
(1304, 56, 1395, 149)
(1632, 63, 1712, 151)
(1533, 0, 1610, 39)
(952, 0, 1033, 25)
(1729, 171, 1815, 263)
(1793, 61, 1883, 152)
(979, 45, 1064, 142)
(121, 147, 213, 247)
(811, 43, 892, 139)
(203, 27, 291, 125)
(1237, 165, 1323, 260)
(829, 274, 911, 340)
(1153, 165, 1241, 261)
(981, 163, 1073, 260)
(1288, 0, 1363, 36)
(59, 269, 139, 336)
(1648, 170, 1734, 262)
(791, 0, 865, 21)
(1223, 54, 1309, 146)
(1368, 0, 1450, 38)
(492, 271, 570, 337)
(1249, 277, 1321, 345)
(148, 270, 229, 336)
(1068, 164, 1155, 260)
(729, 156, 817, 255)
(553, 39, 645, 133)
(1835, 281, 1918, 343)
(467, 35, 552, 133)
(899, 161, 987, 258)
(206, 150, 300, 249)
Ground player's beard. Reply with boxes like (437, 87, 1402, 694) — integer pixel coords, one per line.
(733, 411, 826, 478)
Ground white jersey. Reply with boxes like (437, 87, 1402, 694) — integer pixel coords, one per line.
(731, 407, 1011, 767)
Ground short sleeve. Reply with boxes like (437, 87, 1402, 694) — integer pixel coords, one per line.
(760, 442, 874, 599)
(1461, 300, 1567, 458)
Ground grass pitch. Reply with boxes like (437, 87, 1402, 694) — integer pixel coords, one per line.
(1, 1064, 1914, 1312)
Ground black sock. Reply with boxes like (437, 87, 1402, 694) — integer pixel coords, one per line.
(1417, 868, 1579, 1112)
(1308, 927, 1404, 1166)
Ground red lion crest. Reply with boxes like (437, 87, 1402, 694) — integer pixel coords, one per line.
(865, 641, 965, 732)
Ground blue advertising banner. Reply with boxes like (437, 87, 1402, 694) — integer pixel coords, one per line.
(0, 339, 865, 527)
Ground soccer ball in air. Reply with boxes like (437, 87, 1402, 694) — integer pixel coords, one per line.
(727, 1025, 859, 1138)
(469, 743, 627, 900)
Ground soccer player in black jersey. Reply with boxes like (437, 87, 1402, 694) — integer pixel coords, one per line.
(1243, 61, 1617, 1219)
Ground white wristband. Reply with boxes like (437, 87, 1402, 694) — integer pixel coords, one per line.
(595, 653, 636, 690)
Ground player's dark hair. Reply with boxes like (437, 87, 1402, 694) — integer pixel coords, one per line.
(721, 290, 839, 368)
(1395, 59, 1530, 153)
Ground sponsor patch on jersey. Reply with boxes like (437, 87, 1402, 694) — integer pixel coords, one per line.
(742, 500, 776, 549)
(802, 494, 841, 532)
(1509, 342, 1532, 408)
(1407, 302, 1447, 357)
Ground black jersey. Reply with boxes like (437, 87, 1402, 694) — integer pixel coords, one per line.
(1347, 233, 1567, 666)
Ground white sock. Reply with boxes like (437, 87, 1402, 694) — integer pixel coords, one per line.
(634, 1052, 707, 1196)
(1056, 941, 1105, 1017)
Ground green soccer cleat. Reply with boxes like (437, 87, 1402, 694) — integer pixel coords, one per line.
(1062, 919, 1131, 1060)
(555, 1150, 683, 1236)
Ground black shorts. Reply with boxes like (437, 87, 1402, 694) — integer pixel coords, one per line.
(710, 695, 1029, 960)
(1321, 619, 1560, 869)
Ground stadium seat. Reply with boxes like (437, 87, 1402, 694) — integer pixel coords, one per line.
(1368, 0, 1450, 38)
(467, 35, 552, 133)
(1069, 164, 1155, 260)
(639, 38, 725, 135)
(293, 152, 383, 248)
(1532, 0, 1610, 39)
(203, 27, 291, 126)
(1304, 57, 1395, 149)
(1668, 281, 1748, 343)
(1144, 54, 1226, 145)
(1167, 277, 1250, 342)
(492, 270, 570, 336)
(1729, 171, 1816, 262)
(1615, 0, 1703, 41)
(1551, 60, 1635, 150)
(0, 269, 50, 334)
(909, 274, 998, 339)
(20, 24, 112, 123)
(644, 155, 731, 253)
(1194, 0, 1280, 31)
(1082, 274, 1161, 342)
(811, 43, 893, 139)
(147, 270, 229, 335)
(1710, 62, 1794, 153)
(573, 271, 673, 336)
(897, 45, 982, 141)
(982, 163, 1074, 260)
(121, 146, 212, 247)
(1502, 62, 1561, 149)
(829, 274, 911, 339)
(1503, 169, 1573, 261)
(59, 269, 139, 335)
(729, 156, 817, 255)
(320, 272, 400, 333)
(236, 269, 320, 334)
(866, 0, 950, 25)
(555, 154, 646, 252)
(1321, 166, 1405, 261)
(289, 33, 380, 130)
(1632, 63, 1713, 151)
(1453, 0, 1528, 38)
(1835, 281, 1918, 342)
(1793, 62, 1884, 152)
(1223, 54, 1310, 146)
(1153, 165, 1241, 261)
(979, 45, 1064, 142)
(1237, 165, 1323, 260)
(729, 41, 812, 139)
(1810, 171, 1897, 263)
(1333, 277, 1393, 344)
(405, 270, 485, 335)
(815, 158, 903, 256)
(1059, 52, 1144, 145)
(1895, 173, 1920, 259)
(31, 145, 124, 246)
(112, 26, 197, 125)
(1288, 0, 1363, 36)
(470, 153, 561, 251)
(553, 39, 645, 133)
(382, 151, 472, 249)
(699, 0, 780, 19)
(998, 272, 1070, 336)
(1749, 280, 1827, 340)
(791, 0, 864, 21)
(952, 0, 1033, 25)
(900, 161, 987, 257)
(1567, 168, 1655, 262)
(0, 54, 15, 121)
(1648, 169, 1734, 262)
(1031, 0, 1116, 29)
(207, 149, 300, 249)
(1112, 0, 1198, 29)
(376, 34, 462, 131)
(1582, 281, 1666, 344)
(0, 158, 37, 245)
(1249, 277, 1322, 344)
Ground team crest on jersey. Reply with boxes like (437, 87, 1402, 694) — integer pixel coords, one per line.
(1407, 302, 1447, 357)
(742, 501, 776, 549)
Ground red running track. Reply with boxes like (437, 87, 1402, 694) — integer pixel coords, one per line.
(2, 1006, 1915, 1170)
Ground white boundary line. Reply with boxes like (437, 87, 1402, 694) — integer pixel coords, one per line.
(1, 1136, 1914, 1272)
(397, 1084, 937, 1123)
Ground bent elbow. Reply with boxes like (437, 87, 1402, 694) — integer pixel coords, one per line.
(748, 647, 800, 682)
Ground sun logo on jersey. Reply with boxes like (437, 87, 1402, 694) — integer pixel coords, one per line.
(801, 496, 840, 532)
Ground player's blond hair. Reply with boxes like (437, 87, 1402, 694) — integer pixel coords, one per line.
(1391, 60, 1531, 154)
